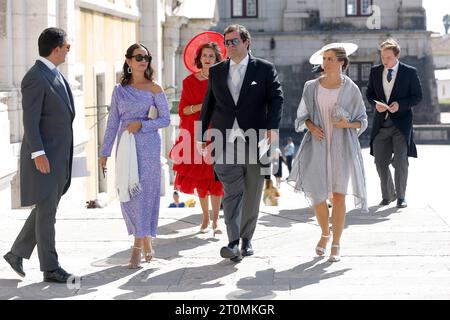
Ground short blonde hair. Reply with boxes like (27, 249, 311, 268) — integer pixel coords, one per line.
(380, 38, 401, 56)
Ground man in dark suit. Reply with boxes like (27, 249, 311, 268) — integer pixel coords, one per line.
(198, 24, 283, 262)
(366, 38, 422, 208)
(3, 28, 76, 283)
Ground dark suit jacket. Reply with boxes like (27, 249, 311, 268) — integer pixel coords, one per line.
(199, 55, 283, 149)
(19, 60, 75, 206)
(366, 62, 422, 158)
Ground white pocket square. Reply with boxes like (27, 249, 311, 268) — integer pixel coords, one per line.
(251, 81, 258, 85)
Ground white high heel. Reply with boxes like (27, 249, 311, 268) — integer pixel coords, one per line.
(328, 245, 341, 262)
(315, 234, 330, 256)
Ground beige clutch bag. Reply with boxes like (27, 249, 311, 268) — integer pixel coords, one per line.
(148, 106, 158, 119)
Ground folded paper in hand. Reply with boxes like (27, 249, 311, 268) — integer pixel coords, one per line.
(258, 138, 270, 160)
(373, 100, 391, 111)
(148, 106, 158, 119)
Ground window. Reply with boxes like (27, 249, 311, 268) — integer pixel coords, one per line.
(347, 62, 372, 84)
(347, 62, 374, 114)
(232, 0, 258, 18)
(346, 0, 372, 16)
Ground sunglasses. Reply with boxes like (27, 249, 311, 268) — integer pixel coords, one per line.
(224, 38, 240, 47)
(132, 54, 152, 63)
(59, 43, 71, 51)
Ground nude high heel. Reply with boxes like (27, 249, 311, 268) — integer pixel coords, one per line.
(315, 234, 330, 256)
(328, 245, 341, 262)
(128, 246, 142, 269)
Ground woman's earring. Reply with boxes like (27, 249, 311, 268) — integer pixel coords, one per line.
(128, 66, 132, 74)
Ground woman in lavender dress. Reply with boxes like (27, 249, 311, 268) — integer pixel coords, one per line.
(100, 43, 170, 269)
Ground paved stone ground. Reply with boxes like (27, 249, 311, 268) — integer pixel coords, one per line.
(0, 145, 449, 300)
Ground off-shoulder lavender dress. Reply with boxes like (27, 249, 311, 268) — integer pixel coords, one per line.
(100, 84, 170, 238)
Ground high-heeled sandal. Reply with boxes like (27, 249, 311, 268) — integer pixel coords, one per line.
(315, 234, 330, 256)
(143, 248, 155, 263)
(328, 245, 341, 262)
(128, 246, 142, 269)
(212, 221, 222, 237)
(199, 221, 210, 233)
(142, 237, 155, 262)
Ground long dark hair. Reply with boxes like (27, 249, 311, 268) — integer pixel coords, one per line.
(120, 43, 154, 86)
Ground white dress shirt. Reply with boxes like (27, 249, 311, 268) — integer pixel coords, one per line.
(382, 60, 399, 103)
(227, 54, 249, 143)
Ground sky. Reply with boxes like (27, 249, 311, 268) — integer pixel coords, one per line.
(422, 0, 450, 34)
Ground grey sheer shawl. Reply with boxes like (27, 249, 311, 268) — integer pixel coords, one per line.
(288, 75, 368, 213)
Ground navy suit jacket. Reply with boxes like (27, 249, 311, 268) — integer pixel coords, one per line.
(366, 62, 422, 158)
(199, 55, 284, 145)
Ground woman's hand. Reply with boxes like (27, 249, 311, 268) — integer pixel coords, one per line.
(333, 118, 350, 129)
(308, 122, 325, 141)
(127, 121, 142, 134)
(100, 157, 107, 169)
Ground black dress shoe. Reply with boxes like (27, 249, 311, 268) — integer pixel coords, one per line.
(220, 244, 240, 259)
(397, 199, 407, 208)
(3, 252, 25, 278)
(379, 197, 396, 206)
(241, 239, 254, 257)
(43, 267, 74, 284)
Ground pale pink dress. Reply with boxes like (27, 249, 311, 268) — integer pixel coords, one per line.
(317, 83, 341, 195)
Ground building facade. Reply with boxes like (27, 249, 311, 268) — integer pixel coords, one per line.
(0, 0, 217, 210)
(214, 0, 440, 144)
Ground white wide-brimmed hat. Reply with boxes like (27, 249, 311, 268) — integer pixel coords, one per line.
(309, 42, 358, 65)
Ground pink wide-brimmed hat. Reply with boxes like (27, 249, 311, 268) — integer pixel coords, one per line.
(183, 31, 227, 74)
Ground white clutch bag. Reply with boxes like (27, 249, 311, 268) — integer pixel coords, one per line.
(148, 105, 158, 119)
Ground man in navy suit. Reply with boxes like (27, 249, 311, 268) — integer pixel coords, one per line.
(366, 38, 423, 208)
(198, 24, 283, 261)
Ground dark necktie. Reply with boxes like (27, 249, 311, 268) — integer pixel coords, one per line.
(387, 68, 393, 83)
(52, 68, 73, 113)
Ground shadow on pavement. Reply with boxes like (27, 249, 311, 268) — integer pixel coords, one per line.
(0, 265, 138, 300)
(230, 257, 351, 299)
(259, 204, 400, 230)
(158, 212, 225, 236)
(344, 205, 400, 228)
(113, 261, 239, 300)
(258, 208, 315, 228)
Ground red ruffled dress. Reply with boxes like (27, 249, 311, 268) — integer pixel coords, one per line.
(169, 74, 224, 198)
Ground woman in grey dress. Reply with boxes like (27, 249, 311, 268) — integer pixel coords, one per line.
(288, 43, 368, 262)
(100, 43, 170, 268)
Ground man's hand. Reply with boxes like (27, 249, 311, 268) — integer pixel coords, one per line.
(266, 129, 278, 145)
(375, 103, 389, 113)
(389, 102, 399, 113)
(34, 155, 51, 174)
(127, 121, 142, 134)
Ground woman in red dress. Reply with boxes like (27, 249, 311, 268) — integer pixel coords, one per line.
(170, 38, 225, 234)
